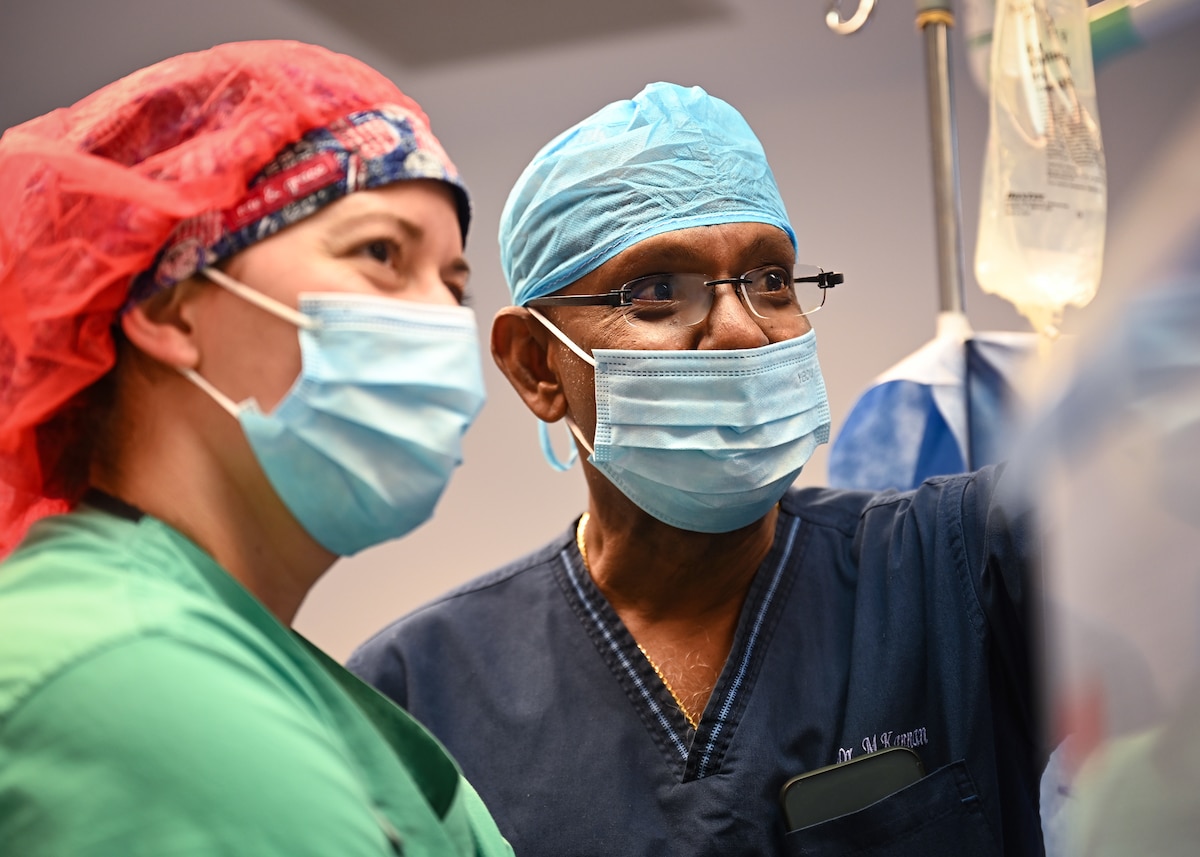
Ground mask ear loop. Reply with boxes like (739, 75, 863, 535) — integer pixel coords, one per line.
(201, 267, 320, 331)
(538, 416, 596, 471)
(526, 306, 596, 366)
(177, 267, 318, 418)
(538, 420, 579, 472)
(526, 306, 597, 471)
(178, 367, 244, 418)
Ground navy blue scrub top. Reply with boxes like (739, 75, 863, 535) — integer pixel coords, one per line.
(349, 467, 1045, 857)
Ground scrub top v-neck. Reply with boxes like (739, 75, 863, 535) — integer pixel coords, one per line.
(556, 511, 807, 782)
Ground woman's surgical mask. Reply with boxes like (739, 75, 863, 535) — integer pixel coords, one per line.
(528, 307, 830, 533)
(181, 268, 486, 555)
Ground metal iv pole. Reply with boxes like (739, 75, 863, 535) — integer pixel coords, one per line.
(825, 0, 967, 317)
(825, 0, 974, 462)
(915, 0, 968, 319)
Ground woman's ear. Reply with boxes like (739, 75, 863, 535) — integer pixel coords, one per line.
(118, 278, 208, 370)
(491, 306, 568, 423)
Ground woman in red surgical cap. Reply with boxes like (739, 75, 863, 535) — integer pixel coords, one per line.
(0, 40, 509, 856)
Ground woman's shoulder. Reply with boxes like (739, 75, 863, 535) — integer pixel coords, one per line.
(0, 508, 280, 734)
(0, 623, 410, 855)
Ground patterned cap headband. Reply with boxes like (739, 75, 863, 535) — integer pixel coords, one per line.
(128, 105, 470, 307)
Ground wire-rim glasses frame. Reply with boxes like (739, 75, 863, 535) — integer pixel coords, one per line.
(524, 265, 843, 327)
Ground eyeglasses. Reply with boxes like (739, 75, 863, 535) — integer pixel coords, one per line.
(525, 265, 843, 328)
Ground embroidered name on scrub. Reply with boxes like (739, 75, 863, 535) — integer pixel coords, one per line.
(838, 724, 930, 762)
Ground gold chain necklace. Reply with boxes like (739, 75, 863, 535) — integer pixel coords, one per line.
(575, 512, 700, 730)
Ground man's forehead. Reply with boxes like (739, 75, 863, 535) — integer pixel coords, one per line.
(571, 222, 795, 289)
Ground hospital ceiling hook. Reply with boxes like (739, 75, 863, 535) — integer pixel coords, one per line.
(826, 0, 877, 34)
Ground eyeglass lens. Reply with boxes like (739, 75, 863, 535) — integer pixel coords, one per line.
(623, 265, 827, 327)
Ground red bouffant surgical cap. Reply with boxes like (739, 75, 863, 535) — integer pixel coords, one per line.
(0, 40, 467, 555)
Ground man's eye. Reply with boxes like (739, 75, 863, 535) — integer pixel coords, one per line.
(760, 269, 790, 292)
(629, 276, 679, 302)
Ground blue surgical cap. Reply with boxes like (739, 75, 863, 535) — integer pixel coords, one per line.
(499, 82, 797, 306)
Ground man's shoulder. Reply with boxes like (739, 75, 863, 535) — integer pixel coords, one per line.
(352, 522, 576, 653)
(429, 524, 574, 604)
(780, 483, 895, 535)
(781, 467, 1001, 534)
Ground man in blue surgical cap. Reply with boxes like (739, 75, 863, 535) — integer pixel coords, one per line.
(350, 83, 1044, 857)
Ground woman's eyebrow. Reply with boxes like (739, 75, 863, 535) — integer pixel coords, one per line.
(327, 206, 423, 238)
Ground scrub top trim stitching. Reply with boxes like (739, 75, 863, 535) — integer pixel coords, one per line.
(559, 548, 692, 761)
(696, 513, 801, 778)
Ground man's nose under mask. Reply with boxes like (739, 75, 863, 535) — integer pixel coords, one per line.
(527, 307, 830, 533)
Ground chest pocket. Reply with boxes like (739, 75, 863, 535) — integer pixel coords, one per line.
(782, 760, 999, 857)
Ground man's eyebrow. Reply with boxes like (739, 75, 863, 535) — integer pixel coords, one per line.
(617, 233, 794, 275)
(739, 233, 795, 262)
(615, 243, 708, 273)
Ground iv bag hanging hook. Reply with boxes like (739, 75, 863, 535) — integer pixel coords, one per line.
(826, 0, 877, 34)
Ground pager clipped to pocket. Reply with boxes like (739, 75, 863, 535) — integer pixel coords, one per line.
(779, 747, 925, 832)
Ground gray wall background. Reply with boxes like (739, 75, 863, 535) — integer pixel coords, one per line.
(3, 0, 1198, 661)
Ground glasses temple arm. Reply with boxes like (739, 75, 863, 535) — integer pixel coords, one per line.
(525, 291, 629, 307)
(794, 271, 845, 289)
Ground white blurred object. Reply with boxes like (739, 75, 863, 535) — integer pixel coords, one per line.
(825, 0, 877, 33)
(1034, 275, 1200, 855)
(1066, 684, 1200, 856)
(1020, 94, 1200, 855)
(966, 0, 1200, 91)
(975, 0, 1106, 338)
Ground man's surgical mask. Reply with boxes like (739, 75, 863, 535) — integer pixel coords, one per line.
(528, 307, 830, 533)
(182, 268, 486, 555)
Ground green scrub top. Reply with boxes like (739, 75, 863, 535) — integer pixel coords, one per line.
(0, 496, 514, 857)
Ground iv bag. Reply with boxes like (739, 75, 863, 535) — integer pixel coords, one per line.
(975, 0, 1107, 338)
(964, 0, 998, 93)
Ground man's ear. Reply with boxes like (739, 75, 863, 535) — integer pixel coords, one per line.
(118, 278, 207, 370)
(491, 306, 568, 423)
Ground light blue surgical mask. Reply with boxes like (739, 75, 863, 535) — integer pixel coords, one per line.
(528, 308, 830, 533)
(182, 268, 486, 556)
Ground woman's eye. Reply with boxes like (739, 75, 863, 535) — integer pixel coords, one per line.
(361, 239, 397, 266)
